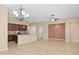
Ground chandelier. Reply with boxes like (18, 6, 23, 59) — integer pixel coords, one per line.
(13, 5, 30, 21)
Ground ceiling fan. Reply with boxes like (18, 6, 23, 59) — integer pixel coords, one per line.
(47, 14, 59, 21)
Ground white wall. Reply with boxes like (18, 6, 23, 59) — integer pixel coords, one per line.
(30, 22, 48, 40)
(35, 26, 43, 40)
(69, 22, 79, 42)
(0, 5, 8, 52)
(28, 26, 36, 35)
(65, 17, 79, 42)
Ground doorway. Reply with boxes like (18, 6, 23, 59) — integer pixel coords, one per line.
(36, 26, 43, 40)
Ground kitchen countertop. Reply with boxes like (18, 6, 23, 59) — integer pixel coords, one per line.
(8, 33, 29, 35)
(8, 31, 28, 35)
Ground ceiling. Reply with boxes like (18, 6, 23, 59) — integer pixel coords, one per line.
(4, 4, 79, 23)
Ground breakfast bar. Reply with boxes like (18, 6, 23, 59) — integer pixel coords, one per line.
(17, 34, 37, 45)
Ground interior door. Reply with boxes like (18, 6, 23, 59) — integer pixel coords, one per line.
(48, 23, 65, 40)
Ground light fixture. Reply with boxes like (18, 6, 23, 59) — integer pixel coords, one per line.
(51, 18, 55, 21)
(13, 5, 30, 21)
(26, 14, 29, 17)
(50, 14, 55, 21)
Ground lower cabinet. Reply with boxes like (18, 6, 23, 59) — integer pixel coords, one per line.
(8, 35, 17, 43)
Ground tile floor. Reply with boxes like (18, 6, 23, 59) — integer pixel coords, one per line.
(0, 40, 79, 55)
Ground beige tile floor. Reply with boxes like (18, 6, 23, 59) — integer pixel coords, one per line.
(0, 40, 79, 55)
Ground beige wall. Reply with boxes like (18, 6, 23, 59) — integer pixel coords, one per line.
(30, 17, 79, 43)
(65, 17, 79, 42)
(69, 22, 79, 42)
(0, 5, 8, 52)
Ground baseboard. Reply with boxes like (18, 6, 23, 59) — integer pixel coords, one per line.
(0, 48, 8, 52)
(48, 38, 65, 40)
(18, 39, 37, 45)
(65, 40, 79, 43)
(70, 40, 79, 43)
(42, 38, 48, 40)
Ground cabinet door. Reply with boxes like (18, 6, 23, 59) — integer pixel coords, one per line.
(8, 23, 17, 31)
(8, 23, 27, 31)
(8, 23, 13, 31)
(8, 35, 14, 41)
(16, 24, 27, 31)
(13, 35, 17, 43)
(8, 35, 17, 43)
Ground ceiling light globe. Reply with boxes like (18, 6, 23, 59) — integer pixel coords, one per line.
(26, 14, 29, 18)
(15, 14, 18, 17)
(22, 11, 25, 15)
(13, 11, 18, 15)
(51, 19, 55, 21)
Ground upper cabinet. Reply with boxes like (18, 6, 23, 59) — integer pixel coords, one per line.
(8, 23, 27, 31)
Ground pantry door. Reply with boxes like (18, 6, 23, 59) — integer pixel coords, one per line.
(48, 23, 65, 40)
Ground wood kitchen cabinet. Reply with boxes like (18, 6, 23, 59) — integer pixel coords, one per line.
(8, 35, 17, 43)
(17, 24, 27, 31)
(8, 23, 27, 31)
(8, 23, 27, 43)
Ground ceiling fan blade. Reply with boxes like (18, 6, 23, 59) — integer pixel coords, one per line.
(54, 18, 59, 20)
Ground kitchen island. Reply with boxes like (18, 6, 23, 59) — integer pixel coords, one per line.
(17, 34, 37, 45)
